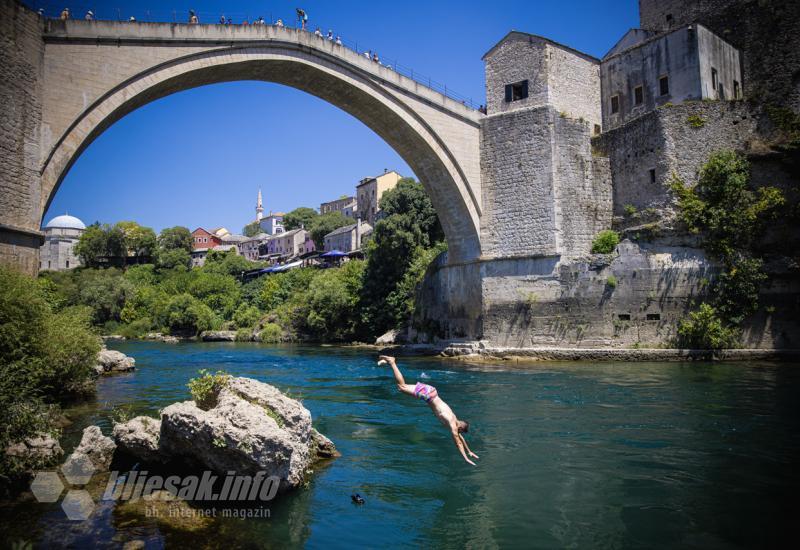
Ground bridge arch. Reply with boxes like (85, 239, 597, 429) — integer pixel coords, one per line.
(41, 31, 482, 262)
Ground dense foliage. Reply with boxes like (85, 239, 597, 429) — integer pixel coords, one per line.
(42, 178, 445, 344)
(283, 207, 319, 231)
(74, 223, 191, 269)
(671, 151, 785, 348)
(0, 267, 100, 478)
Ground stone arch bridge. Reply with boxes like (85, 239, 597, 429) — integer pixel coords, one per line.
(1, 5, 483, 268)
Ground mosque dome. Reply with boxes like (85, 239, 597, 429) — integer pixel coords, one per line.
(44, 214, 86, 230)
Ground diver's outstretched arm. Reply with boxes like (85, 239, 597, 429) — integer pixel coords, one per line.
(452, 428, 476, 466)
(459, 434, 479, 459)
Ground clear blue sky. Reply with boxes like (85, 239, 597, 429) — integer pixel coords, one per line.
(37, 0, 638, 234)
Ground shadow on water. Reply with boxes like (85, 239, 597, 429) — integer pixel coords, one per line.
(2, 342, 799, 548)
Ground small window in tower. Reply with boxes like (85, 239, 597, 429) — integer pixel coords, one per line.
(718, 83, 725, 99)
(659, 75, 670, 96)
(733, 80, 741, 99)
(593, 124, 601, 135)
(649, 168, 656, 184)
(617, 314, 631, 321)
(646, 313, 661, 321)
(611, 95, 620, 114)
(504, 80, 529, 102)
(634, 85, 643, 105)
(711, 68, 718, 96)
(666, 14, 673, 25)
(66, 260, 69, 268)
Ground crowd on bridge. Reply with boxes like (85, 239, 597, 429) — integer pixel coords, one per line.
(50, 6, 477, 109)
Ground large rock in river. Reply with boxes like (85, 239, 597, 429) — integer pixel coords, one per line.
(95, 348, 136, 373)
(73, 425, 116, 470)
(200, 330, 237, 342)
(113, 416, 162, 464)
(131, 377, 335, 491)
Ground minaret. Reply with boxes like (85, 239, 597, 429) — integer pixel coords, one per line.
(256, 188, 264, 222)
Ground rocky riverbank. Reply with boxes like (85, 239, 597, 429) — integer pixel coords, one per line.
(73, 377, 337, 497)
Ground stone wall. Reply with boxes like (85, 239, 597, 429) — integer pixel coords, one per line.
(593, 100, 758, 219)
(552, 115, 612, 255)
(639, 0, 800, 111)
(483, 34, 549, 115)
(417, 241, 800, 348)
(0, 0, 45, 273)
(546, 43, 601, 130)
(479, 106, 559, 258)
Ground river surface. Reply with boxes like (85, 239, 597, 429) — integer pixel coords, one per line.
(1, 342, 798, 548)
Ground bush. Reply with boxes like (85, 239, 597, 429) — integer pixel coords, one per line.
(187, 370, 230, 410)
(232, 304, 261, 329)
(165, 294, 217, 335)
(0, 267, 100, 477)
(235, 328, 254, 342)
(259, 323, 283, 343)
(304, 260, 365, 341)
(591, 230, 620, 254)
(119, 317, 154, 339)
(606, 275, 618, 289)
(623, 204, 638, 218)
(686, 114, 706, 128)
(677, 303, 739, 349)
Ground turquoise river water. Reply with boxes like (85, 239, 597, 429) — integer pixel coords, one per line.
(1, 341, 798, 548)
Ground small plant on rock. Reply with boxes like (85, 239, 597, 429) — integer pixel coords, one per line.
(606, 275, 618, 289)
(623, 204, 638, 218)
(591, 230, 620, 254)
(687, 114, 706, 128)
(188, 369, 231, 410)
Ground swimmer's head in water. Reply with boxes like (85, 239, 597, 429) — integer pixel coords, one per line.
(457, 420, 469, 433)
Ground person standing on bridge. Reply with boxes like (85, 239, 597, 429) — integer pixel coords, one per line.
(188, 10, 199, 24)
(378, 355, 479, 466)
(296, 8, 307, 30)
(84, 10, 93, 21)
(60, 7, 70, 20)
(276, 18, 284, 27)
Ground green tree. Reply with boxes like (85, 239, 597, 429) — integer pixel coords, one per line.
(379, 178, 444, 246)
(203, 249, 253, 278)
(165, 294, 216, 335)
(591, 230, 620, 254)
(360, 214, 424, 335)
(158, 226, 193, 253)
(116, 221, 157, 259)
(283, 207, 318, 231)
(76, 268, 133, 326)
(74, 224, 107, 267)
(157, 248, 191, 271)
(0, 267, 100, 477)
(187, 271, 240, 318)
(243, 221, 261, 237)
(305, 260, 365, 340)
(309, 211, 352, 249)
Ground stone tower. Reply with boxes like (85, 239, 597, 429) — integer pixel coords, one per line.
(255, 188, 264, 222)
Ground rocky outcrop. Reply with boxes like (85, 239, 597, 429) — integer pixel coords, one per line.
(375, 328, 407, 345)
(144, 333, 179, 343)
(4, 434, 63, 465)
(73, 425, 116, 470)
(199, 330, 237, 342)
(114, 377, 336, 492)
(112, 416, 161, 464)
(95, 348, 136, 374)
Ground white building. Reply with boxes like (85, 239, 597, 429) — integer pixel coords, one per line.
(259, 212, 285, 235)
(39, 214, 85, 271)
